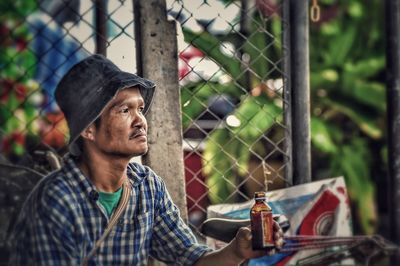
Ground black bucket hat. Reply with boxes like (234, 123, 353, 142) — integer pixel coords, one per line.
(55, 54, 156, 156)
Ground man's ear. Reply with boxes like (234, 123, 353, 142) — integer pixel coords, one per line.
(80, 124, 96, 141)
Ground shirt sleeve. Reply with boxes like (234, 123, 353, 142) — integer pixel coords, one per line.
(8, 180, 80, 266)
(149, 175, 212, 265)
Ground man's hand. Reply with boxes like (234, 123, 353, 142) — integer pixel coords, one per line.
(195, 220, 284, 266)
(231, 221, 284, 261)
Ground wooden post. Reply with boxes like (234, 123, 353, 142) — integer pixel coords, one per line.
(134, 0, 188, 221)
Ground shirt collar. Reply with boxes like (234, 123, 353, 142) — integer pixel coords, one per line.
(126, 163, 147, 187)
(63, 154, 147, 198)
(63, 154, 99, 201)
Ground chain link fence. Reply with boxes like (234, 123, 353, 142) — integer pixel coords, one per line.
(168, 0, 290, 226)
(2, 1, 399, 264)
(0, 0, 290, 234)
(0, 0, 139, 260)
(0, 0, 139, 171)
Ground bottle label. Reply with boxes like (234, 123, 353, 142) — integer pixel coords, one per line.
(261, 211, 274, 246)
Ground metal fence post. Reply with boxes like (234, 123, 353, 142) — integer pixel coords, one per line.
(94, 0, 107, 56)
(386, 0, 400, 247)
(289, 0, 311, 185)
(283, 0, 293, 186)
(134, 0, 188, 221)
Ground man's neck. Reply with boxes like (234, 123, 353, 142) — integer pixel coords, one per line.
(78, 151, 130, 192)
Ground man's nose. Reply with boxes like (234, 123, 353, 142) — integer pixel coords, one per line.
(131, 111, 145, 127)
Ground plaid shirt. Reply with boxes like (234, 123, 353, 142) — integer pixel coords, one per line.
(9, 155, 211, 265)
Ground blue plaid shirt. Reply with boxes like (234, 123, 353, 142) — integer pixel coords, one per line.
(9, 155, 211, 265)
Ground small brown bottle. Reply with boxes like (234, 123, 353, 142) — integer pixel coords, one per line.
(250, 191, 274, 250)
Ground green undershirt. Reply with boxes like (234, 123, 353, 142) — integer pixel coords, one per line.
(98, 187, 123, 217)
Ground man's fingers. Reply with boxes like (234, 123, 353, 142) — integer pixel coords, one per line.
(274, 228, 283, 239)
(273, 221, 283, 236)
(275, 238, 285, 249)
(273, 220, 280, 230)
(239, 223, 284, 254)
(236, 226, 252, 241)
(272, 220, 284, 250)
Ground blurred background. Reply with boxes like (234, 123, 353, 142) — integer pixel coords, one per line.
(0, 0, 391, 246)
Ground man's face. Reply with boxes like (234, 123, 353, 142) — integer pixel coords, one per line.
(91, 87, 148, 158)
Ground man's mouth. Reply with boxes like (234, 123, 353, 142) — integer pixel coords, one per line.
(129, 129, 147, 139)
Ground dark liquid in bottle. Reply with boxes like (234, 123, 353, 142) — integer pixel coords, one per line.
(251, 192, 274, 250)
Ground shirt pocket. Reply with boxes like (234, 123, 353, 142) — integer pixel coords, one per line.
(101, 212, 153, 262)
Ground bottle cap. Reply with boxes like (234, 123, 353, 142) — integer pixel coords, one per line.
(254, 191, 266, 200)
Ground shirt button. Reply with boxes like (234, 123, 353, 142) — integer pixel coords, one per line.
(118, 218, 124, 226)
(89, 191, 99, 201)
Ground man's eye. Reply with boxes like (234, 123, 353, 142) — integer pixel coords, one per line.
(119, 108, 129, 114)
(139, 107, 144, 113)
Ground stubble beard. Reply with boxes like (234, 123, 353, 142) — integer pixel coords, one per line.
(105, 142, 148, 159)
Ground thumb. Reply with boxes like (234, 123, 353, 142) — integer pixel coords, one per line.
(236, 227, 252, 242)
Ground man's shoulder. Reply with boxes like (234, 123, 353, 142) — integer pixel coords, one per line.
(28, 167, 76, 205)
(128, 161, 150, 174)
(127, 162, 164, 186)
(40, 167, 73, 189)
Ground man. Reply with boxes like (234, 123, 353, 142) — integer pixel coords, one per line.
(9, 54, 283, 265)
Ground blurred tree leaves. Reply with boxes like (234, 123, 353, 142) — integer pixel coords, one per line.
(179, 0, 385, 234)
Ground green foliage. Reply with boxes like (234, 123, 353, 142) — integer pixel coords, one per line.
(203, 128, 238, 203)
(309, 0, 385, 233)
(181, 82, 241, 129)
(182, 28, 242, 82)
(0, 0, 37, 18)
(180, 0, 385, 234)
(322, 97, 383, 139)
(182, 26, 284, 203)
(311, 117, 338, 154)
(0, 0, 41, 159)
